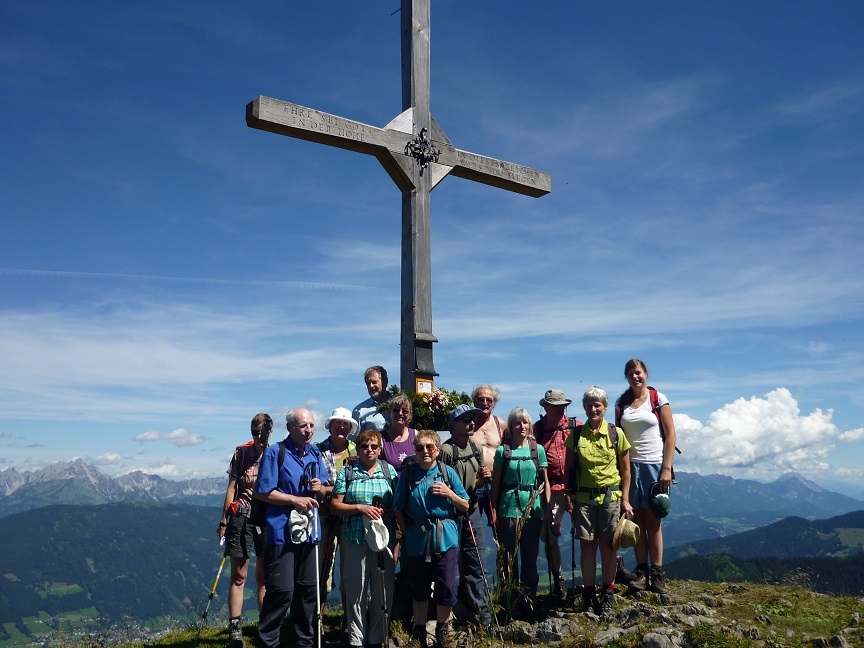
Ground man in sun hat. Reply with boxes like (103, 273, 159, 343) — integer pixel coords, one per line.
(440, 403, 492, 626)
(534, 388, 582, 599)
(316, 407, 358, 615)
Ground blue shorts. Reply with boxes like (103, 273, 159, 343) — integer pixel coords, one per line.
(629, 462, 661, 510)
(403, 547, 458, 605)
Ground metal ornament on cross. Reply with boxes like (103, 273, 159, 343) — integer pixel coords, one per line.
(246, 0, 551, 390)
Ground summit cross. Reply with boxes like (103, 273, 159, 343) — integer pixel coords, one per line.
(246, 0, 550, 392)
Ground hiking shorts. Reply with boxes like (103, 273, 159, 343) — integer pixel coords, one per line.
(574, 499, 619, 542)
(403, 547, 458, 606)
(629, 462, 661, 510)
(224, 512, 265, 558)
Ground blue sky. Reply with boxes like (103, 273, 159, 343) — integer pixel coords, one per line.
(2, 1, 863, 496)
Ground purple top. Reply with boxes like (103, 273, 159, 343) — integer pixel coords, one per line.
(381, 427, 417, 474)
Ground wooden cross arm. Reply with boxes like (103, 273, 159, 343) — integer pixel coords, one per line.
(246, 96, 402, 157)
(434, 144, 550, 198)
(247, 96, 550, 198)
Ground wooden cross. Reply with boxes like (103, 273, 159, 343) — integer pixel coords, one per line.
(246, 0, 550, 392)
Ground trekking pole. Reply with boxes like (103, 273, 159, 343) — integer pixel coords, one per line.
(466, 517, 503, 643)
(377, 549, 390, 646)
(570, 521, 577, 598)
(193, 547, 227, 648)
(310, 463, 323, 648)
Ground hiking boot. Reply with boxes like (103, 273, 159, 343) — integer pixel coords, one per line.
(435, 621, 457, 648)
(616, 555, 638, 584)
(627, 566, 648, 592)
(406, 628, 427, 648)
(552, 575, 566, 599)
(228, 618, 243, 647)
(599, 589, 615, 620)
(580, 590, 599, 615)
(648, 566, 670, 594)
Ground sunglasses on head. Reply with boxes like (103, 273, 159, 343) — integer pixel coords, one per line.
(359, 443, 379, 450)
(414, 443, 437, 452)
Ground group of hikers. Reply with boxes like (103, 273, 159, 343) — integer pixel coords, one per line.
(217, 358, 678, 648)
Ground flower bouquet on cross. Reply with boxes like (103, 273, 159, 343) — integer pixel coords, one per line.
(381, 385, 472, 431)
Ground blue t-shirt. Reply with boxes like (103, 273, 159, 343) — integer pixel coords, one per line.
(254, 437, 329, 546)
(392, 462, 469, 557)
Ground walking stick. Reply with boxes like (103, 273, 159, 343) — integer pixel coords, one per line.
(377, 549, 390, 646)
(193, 551, 227, 648)
(310, 461, 323, 648)
(569, 523, 577, 601)
(466, 517, 503, 643)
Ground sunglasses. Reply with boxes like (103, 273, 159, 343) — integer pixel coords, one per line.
(414, 443, 437, 453)
(391, 407, 411, 414)
(359, 443, 380, 450)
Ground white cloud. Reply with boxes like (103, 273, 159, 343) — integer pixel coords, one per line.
(678, 388, 857, 479)
(94, 453, 126, 464)
(133, 428, 204, 447)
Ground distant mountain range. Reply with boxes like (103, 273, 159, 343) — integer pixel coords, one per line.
(665, 511, 864, 595)
(667, 509, 864, 561)
(1, 461, 862, 548)
(0, 459, 224, 518)
(1, 459, 862, 645)
(656, 471, 864, 547)
(0, 503, 220, 645)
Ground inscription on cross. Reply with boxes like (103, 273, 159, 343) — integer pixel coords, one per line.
(246, 0, 550, 391)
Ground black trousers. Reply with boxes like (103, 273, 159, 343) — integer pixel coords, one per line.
(256, 542, 317, 648)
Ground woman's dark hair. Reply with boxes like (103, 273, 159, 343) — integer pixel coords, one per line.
(252, 413, 273, 434)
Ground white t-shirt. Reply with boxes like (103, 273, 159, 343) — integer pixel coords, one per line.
(619, 390, 669, 464)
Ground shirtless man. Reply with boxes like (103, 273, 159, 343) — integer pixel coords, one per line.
(470, 385, 507, 525)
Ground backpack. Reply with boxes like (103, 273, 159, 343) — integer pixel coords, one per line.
(615, 386, 681, 477)
(343, 457, 396, 493)
(501, 437, 541, 491)
(442, 439, 483, 473)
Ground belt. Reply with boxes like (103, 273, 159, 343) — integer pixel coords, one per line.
(575, 485, 620, 505)
(233, 506, 252, 517)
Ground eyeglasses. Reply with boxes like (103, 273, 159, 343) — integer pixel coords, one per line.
(414, 443, 437, 453)
(474, 397, 494, 404)
(359, 443, 380, 450)
(391, 408, 411, 414)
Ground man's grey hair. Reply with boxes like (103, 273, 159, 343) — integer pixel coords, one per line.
(472, 384, 501, 403)
(285, 408, 299, 429)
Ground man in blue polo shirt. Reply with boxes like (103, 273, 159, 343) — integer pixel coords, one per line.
(254, 408, 328, 648)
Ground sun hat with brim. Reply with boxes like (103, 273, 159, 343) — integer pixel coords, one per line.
(289, 509, 316, 544)
(363, 517, 394, 560)
(649, 482, 671, 518)
(539, 389, 572, 407)
(325, 407, 359, 436)
(612, 515, 640, 552)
